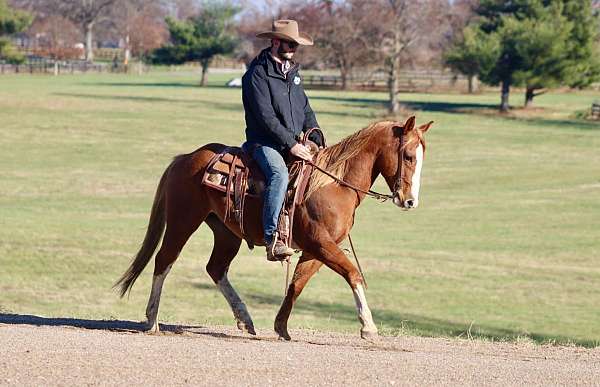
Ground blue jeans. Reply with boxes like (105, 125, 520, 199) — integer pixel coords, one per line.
(243, 143, 288, 245)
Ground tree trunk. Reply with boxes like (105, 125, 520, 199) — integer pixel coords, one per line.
(388, 22, 403, 114)
(468, 75, 478, 94)
(85, 21, 94, 62)
(200, 59, 209, 86)
(124, 33, 130, 67)
(339, 57, 349, 90)
(524, 87, 535, 108)
(388, 60, 400, 113)
(500, 79, 510, 112)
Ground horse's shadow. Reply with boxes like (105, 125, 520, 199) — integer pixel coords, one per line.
(236, 292, 600, 348)
(0, 313, 262, 342)
(0, 313, 188, 333)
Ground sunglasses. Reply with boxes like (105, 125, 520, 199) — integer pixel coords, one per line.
(281, 40, 299, 49)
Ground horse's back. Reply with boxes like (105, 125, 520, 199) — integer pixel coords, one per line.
(171, 143, 234, 177)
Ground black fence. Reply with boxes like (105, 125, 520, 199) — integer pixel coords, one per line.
(0, 59, 129, 75)
(303, 70, 471, 92)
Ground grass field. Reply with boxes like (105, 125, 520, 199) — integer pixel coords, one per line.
(1, 71, 599, 346)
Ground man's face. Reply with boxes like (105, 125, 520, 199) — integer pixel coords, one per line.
(275, 39, 299, 60)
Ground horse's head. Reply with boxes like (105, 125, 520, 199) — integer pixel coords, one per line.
(382, 116, 432, 210)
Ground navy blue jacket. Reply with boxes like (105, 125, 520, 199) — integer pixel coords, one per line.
(242, 48, 321, 154)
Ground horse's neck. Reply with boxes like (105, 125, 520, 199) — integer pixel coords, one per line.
(340, 144, 380, 196)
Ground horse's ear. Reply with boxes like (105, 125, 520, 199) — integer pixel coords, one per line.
(418, 121, 434, 133)
(403, 116, 416, 134)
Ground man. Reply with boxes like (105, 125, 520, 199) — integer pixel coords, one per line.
(242, 19, 323, 262)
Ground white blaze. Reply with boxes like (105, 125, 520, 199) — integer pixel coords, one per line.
(410, 143, 424, 207)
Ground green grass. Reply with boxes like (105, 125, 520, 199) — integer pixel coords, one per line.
(1, 71, 599, 347)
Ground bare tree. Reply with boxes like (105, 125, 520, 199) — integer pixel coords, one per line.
(235, 4, 273, 65)
(108, 0, 167, 64)
(62, 0, 120, 61)
(29, 15, 81, 58)
(163, 0, 198, 20)
(11, 0, 120, 61)
(370, 0, 428, 113)
(316, 0, 379, 89)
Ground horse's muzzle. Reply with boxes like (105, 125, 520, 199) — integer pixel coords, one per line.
(393, 193, 417, 210)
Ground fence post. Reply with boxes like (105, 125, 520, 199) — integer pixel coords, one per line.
(592, 102, 600, 120)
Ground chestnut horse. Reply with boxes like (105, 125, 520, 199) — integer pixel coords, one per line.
(115, 116, 432, 340)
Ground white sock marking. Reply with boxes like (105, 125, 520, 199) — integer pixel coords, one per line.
(352, 284, 377, 332)
(217, 275, 252, 325)
(146, 264, 172, 331)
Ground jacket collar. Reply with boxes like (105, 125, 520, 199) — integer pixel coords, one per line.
(254, 48, 299, 80)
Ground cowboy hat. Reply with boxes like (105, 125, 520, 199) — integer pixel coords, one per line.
(256, 19, 314, 46)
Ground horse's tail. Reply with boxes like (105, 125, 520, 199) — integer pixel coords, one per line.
(114, 162, 171, 298)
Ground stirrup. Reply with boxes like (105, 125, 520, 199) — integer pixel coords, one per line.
(267, 239, 294, 261)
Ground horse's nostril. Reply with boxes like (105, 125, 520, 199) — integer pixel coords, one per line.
(405, 199, 414, 208)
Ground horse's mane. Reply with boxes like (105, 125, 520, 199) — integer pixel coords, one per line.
(304, 121, 396, 200)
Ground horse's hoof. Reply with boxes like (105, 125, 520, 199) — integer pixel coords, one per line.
(360, 329, 378, 341)
(237, 320, 256, 335)
(276, 329, 291, 341)
(274, 321, 291, 341)
(144, 323, 160, 335)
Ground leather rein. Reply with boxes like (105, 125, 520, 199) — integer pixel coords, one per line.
(306, 131, 405, 203)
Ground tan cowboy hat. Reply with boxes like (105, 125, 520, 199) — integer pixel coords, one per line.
(256, 19, 314, 46)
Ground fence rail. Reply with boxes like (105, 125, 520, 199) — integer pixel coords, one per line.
(0, 59, 125, 75)
(303, 70, 471, 92)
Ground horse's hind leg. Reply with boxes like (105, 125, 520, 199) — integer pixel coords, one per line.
(145, 208, 206, 333)
(274, 253, 323, 340)
(204, 214, 255, 335)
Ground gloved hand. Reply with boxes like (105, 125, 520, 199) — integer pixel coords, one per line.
(308, 129, 324, 148)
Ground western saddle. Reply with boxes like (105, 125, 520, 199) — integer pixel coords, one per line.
(201, 128, 325, 249)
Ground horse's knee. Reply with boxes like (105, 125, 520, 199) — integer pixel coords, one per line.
(206, 261, 226, 283)
(347, 270, 364, 288)
(154, 249, 177, 275)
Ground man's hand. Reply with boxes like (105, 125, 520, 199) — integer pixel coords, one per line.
(290, 143, 313, 161)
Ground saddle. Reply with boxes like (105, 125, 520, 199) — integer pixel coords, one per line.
(201, 128, 325, 249)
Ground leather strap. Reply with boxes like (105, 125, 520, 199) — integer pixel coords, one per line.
(224, 150, 237, 221)
(307, 161, 394, 202)
(302, 127, 326, 147)
(239, 166, 249, 237)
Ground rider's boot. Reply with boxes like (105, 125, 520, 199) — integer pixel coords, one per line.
(266, 233, 294, 261)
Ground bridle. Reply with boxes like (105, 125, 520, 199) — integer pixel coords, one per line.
(392, 131, 406, 203)
(306, 130, 407, 203)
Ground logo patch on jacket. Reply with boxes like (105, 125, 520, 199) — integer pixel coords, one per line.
(293, 76, 301, 85)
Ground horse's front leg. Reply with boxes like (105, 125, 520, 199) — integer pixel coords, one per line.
(274, 253, 323, 340)
(306, 235, 378, 340)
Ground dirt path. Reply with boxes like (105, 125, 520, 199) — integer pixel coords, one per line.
(1, 318, 599, 386)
